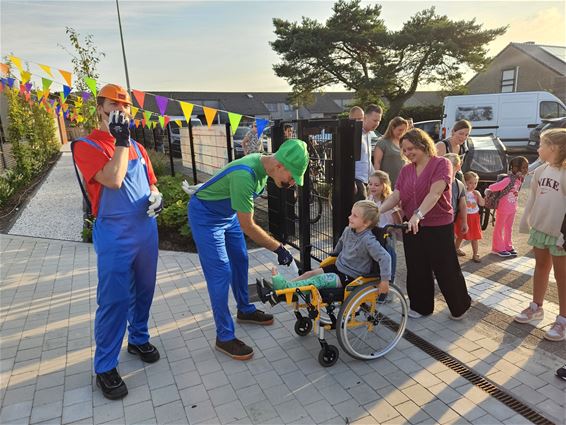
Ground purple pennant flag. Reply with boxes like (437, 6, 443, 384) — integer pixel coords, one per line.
(25, 82, 32, 92)
(81, 91, 91, 102)
(6, 77, 15, 88)
(154, 95, 168, 116)
(56, 105, 61, 115)
(49, 98, 55, 106)
(63, 85, 71, 99)
(255, 118, 270, 139)
(64, 110, 70, 119)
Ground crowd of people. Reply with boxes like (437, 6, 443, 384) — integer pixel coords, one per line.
(72, 84, 566, 400)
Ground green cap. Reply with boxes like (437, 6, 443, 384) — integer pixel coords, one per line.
(274, 138, 309, 186)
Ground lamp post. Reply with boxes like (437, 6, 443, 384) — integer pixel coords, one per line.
(116, 0, 131, 94)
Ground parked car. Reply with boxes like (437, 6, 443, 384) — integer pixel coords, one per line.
(413, 120, 440, 142)
(527, 116, 566, 151)
(441, 91, 566, 153)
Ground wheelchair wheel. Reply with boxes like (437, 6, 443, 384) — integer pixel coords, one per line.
(294, 317, 312, 336)
(318, 345, 339, 367)
(337, 282, 408, 360)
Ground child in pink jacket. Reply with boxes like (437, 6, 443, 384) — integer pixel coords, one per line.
(486, 157, 529, 257)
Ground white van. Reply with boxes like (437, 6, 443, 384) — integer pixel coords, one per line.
(441, 91, 566, 152)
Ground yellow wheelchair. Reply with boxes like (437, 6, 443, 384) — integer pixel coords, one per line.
(256, 224, 409, 367)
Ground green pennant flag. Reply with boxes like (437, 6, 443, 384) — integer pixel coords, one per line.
(42, 77, 52, 94)
(84, 76, 97, 97)
(158, 116, 164, 129)
(228, 112, 243, 135)
(144, 111, 152, 123)
(89, 105, 96, 114)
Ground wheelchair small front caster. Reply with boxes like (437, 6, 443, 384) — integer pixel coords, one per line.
(294, 317, 312, 336)
(318, 345, 339, 367)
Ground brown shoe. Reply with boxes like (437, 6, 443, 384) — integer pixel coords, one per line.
(237, 309, 274, 325)
(215, 338, 254, 360)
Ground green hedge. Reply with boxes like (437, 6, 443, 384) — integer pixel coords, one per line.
(0, 89, 60, 205)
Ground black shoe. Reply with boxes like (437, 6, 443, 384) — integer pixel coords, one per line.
(215, 338, 254, 360)
(237, 309, 274, 325)
(96, 368, 128, 400)
(127, 342, 160, 363)
(557, 364, 566, 381)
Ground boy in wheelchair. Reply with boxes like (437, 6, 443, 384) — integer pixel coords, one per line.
(267, 200, 392, 295)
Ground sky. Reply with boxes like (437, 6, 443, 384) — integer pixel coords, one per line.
(1, 0, 564, 94)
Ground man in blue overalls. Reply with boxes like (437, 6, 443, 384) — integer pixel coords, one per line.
(72, 84, 163, 400)
(187, 138, 308, 360)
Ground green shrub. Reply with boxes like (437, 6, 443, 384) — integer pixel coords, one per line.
(156, 174, 191, 237)
(146, 150, 170, 178)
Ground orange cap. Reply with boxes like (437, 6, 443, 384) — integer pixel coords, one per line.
(98, 84, 132, 105)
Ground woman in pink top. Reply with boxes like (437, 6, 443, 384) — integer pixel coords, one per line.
(380, 129, 471, 320)
(486, 157, 529, 257)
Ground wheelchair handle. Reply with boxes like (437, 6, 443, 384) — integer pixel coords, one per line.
(383, 223, 409, 231)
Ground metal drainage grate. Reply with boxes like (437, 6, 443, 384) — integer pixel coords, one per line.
(392, 320, 556, 425)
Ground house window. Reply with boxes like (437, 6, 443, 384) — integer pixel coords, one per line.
(500, 68, 518, 93)
(282, 103, 293, 112)
(265, 103, 278, 112)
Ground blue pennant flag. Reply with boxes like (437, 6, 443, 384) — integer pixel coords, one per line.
(255, 118, 270, 139)
(63, 85, 72, 100)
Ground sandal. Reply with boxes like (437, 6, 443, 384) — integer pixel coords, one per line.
(472, 255, 481, 263)
(456, 249, 466, 257)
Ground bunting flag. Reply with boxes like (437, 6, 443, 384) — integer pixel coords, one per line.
(19, 84, 26, 95)
(25, 82, 32, 92)
(155, 95, 168, 116)
(228, 112, 243, 135)
(75, 96, 83, 108)
(131, 106, 139, 118)
(20, 70, 31, 84)
(132, 89, 145, 108)
(174, 120, 182, 127)
(58, 69, 72, 86)
(0, 63, 9, 75)
(203, 106, 217, 128)
(142, 118, 146, 128)
(63, 85, 71, 100)
(81, 91, 91, 102)
(6, 77, 16, 88)
(84, 77, 97, 97)
(179, 101, 194, 123)
(158, 116, 165, 129)
(42, 77, 52, 94)
(164, 115, 170, 127)
(134, 119, 140, 128)
(256, 118, 270, 138)
(39, 64, 53, 77)
(36, 89, 44, 101)
(143, 110, 152, 123)
(9, 56, 23, 71)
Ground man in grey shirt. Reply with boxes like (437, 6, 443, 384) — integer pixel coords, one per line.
(355, 104, 382, 201)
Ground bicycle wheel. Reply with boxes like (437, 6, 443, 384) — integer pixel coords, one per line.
(309, 187, 323, 224)
(336, 282, 408, 360)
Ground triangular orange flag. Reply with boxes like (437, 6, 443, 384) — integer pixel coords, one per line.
(58, 69, 72, 86)
(135, 119, 140, 128)
(203, 106, 217, 127)
(132, 89, 145, 108)
(0, 63, 8, 75)
(39, 64, 53, 77)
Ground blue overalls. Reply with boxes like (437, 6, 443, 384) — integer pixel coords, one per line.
(188, 165, 262, 342)
(74, 137, 158, 374)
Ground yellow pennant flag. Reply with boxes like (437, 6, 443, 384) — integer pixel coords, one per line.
(179, 101, 194, 123)
(39, 64, 53, 77)
(20, 70, 31, 84)
(58, 69, 72, 86)
(9, 56, 23, 71)
(175, 120, 182, 127)
(36, 89, 44, 101)
(131, 106, 139, 118)
(203, 106, 217, 128)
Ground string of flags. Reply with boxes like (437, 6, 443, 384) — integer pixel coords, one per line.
(0, 55, 271, 136)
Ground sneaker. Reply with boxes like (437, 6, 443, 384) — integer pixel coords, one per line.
(96, 368, 128, 400)
(256, 278, 278, 306)
(127, 342, 160, 363)
(514, 302, 544, 324)
(508, 248, 517, 256)
(450, 310, 468, 321)
(408, 309, 422, 319)
(493, 251, 513, 258)
(215, 338, 254, 360)
(544, 316, 566, 341)
(556, 364, 566, 381)
(237, 309, 274, 325)
(377, 293, 391, 304)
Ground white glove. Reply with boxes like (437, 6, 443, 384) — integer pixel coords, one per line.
(182, 180, 203, 196)
(147, 191, 163, 218)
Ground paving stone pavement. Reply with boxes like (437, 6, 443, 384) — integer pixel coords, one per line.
(1, 230, 565, 425)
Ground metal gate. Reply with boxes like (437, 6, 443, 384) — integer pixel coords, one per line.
(268, 118, 362, 272)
